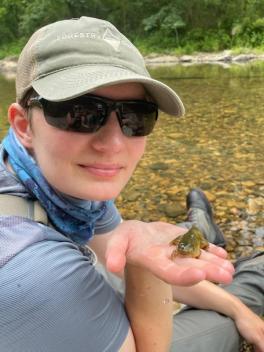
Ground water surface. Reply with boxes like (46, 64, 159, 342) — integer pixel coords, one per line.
(0, 62, 263, 256)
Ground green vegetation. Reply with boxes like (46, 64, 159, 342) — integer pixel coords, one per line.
(0, 0, 264, 59)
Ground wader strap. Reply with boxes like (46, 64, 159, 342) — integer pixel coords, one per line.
(0, 194, 48, 225)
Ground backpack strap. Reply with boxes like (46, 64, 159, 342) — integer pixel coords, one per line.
(0, 194, 48, 225)
(0, 194, 98, 265)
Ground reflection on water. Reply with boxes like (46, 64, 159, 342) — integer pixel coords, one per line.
(0, 62, 263, 257)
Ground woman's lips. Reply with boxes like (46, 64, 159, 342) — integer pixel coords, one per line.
(79, 164, 123, 177)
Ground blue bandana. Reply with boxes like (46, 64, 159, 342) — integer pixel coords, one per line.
(2, 128, 108, 244)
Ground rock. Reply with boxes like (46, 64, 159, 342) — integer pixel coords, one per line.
(0, 57, 17, 79)
(145, 55, 179, 64)
(203, 191, 216, 202)
(255, 246, 264, 252)
(165, 186, 182, 197)
(253, 227, 264, 246)
(240, 340, 254, 352)
(149, 162, 169, 171)
(126, 192, 141, 201)
(235, 245, 253, 257)
(167, 133, 182, 140)
(179, 55, 193, 62)
(230, 207, 239, 215)
(226, 200, 245, 209)
(226, 238, 237, 248)
(229, 252, 237, 261)
(241, 180, 255, 187)
(199, 182, 212, 190)
(163, 204, 185, 218)
(247, 197, 263, 215)
(255, 227, 264, 236)
(233, 54, 256, 62)
(236, 239, 251, 246)
(216, 52, 232, 62)
(172, 301, 184, 315)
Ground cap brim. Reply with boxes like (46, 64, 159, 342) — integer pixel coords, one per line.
(32, 65, 185, 116)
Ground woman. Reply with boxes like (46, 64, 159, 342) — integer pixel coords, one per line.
(0, 17, 235, 351)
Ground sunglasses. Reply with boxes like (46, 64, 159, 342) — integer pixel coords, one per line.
(27, 94, 159, 137)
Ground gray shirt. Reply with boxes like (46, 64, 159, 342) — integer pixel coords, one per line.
(0, 144, 129, 352)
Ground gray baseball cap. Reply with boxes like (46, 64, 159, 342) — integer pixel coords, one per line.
(16, 16, 185, 116)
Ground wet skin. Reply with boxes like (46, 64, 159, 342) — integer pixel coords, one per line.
(170, 226, 209, 259)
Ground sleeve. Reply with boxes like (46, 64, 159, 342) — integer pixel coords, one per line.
(94, 200, 122, 235)
(0, 239, 130, 352)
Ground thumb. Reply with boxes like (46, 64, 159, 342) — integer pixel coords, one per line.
(105, 231, 128, 273)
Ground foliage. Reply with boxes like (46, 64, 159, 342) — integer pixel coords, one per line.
(0, 0, 26, 44)
(143, 4, 186, 46)
(19, 0, 71, 36)
(0, 0, 264, 55)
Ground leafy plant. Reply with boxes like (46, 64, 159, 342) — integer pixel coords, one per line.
(143, 4, 186, 46)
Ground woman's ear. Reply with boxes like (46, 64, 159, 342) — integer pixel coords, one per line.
(8, 103, 33, 148)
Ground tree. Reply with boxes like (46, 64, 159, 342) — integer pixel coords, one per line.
(0, 0, 26, 45)
(143, 4, 186, 46)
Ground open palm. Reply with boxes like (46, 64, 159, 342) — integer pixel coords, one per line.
(106, 220, 234, 286)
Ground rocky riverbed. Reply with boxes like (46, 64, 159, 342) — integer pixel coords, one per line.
(1, 51, 263, 262)
(116, 163, 264, 262)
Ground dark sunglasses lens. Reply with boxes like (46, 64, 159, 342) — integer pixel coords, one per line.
(42, 100, 106, 132)
(35, 97, 158, 136)
(120, 103, 158, 137)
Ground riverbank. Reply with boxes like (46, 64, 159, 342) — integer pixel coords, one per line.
(1, 51, 264, 79)
(145, 50, 264, 66)
(0, 56, 17, 79)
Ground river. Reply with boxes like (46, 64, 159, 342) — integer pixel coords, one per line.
(0, 62, 263, 258)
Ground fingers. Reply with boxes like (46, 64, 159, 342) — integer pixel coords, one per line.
(199, 249, 235, 275)
(142, 254, 207, 286)
(207, 243, 228, 258)
(172, 256, 234, 284)
(153, 257, 232, 286)
(167, 245, 234, 284)
(138, 245, 234, 286)
(168, 242, 235, 281)
(165, 267, 207, 286)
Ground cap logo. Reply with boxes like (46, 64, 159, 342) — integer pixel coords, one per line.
(56, 32, 98, 40)
(102, 28, 121, 52)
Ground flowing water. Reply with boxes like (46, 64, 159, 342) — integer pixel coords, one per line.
(0, 62, 263, 257)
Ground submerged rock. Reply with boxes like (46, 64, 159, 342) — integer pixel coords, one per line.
(149, 162, 169, 171)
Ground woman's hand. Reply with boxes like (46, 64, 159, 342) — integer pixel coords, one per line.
(233, 306, 264, 352)
(105, 220, 234, 286)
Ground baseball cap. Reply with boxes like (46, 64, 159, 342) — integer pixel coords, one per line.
(16, 16, 185, 116)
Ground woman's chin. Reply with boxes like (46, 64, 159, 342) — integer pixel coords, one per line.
(69, 188, 120, 202)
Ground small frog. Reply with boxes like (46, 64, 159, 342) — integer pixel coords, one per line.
(170, 226, 209, 259)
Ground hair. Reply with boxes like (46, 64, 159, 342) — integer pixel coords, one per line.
(18, 88, 39, 129)
(18, 88, 38, 109)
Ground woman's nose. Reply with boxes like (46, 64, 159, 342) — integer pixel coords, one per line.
(90, 112, 125, 153)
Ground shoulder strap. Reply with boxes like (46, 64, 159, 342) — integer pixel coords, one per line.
(0, 194, 98, 265)
(0, 194, 48, 225)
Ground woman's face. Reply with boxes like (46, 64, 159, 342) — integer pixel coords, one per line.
(24, 83, 147, 201)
